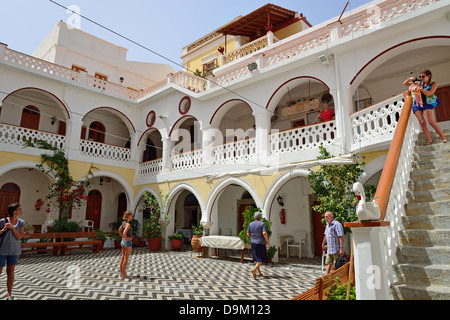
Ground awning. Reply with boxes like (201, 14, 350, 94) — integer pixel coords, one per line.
(216, 3, 298, 38)
(205, 154, 358, 180)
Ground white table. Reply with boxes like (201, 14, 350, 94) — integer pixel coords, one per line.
(199, 235, 245, 263)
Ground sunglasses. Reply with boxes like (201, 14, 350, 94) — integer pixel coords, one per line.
(420, 75, 427, 78)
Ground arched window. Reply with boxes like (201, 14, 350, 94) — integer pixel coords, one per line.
(20, 105, 40, 130)
(0, 183, 21, 219)
(88, 121, 105, 143)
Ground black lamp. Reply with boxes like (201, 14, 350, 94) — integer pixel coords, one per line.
(277, 195, 284, 207)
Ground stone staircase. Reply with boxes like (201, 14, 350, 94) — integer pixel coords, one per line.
(391, 128, 450, 300)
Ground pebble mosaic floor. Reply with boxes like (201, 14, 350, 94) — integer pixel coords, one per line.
(0, 247, 324, 300)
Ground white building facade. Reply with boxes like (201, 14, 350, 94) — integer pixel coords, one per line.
(0, 0, 449, 298)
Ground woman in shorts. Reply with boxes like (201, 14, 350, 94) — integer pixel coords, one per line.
(118, 211, 133, 278)
(0, 203, 25, 300)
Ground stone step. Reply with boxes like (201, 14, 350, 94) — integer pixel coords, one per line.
(413, 147, 450, 161)
(412, 157, 450, 170)
(408, 176, 450, 191)
(396, 246, 450, 265)
(410, 168, 450, 180)
(417, 128, 450, 141)
(393, 264, 450, 287)
(401, 214, 450, 230)
(400, 229, 450, 246)
(391, 283, 450, 300)
(405, 200, 450, 216)
(414, 141, 449, 152)
(406, 188, 450, 203)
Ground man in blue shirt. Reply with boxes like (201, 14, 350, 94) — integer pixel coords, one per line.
(321, 211, 344, 274)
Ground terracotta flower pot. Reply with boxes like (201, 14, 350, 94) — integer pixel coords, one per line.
(170, 239, 183, 251)
(147, 237, 161, 251)
(191, 235, 203, 252)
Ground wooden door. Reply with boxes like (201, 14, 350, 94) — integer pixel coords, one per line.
(85, 190, 102, 229)
(312, 201, 325, 256)
(117, 192, 127, 219)
(0, 183, 21, 219)
(435, 85, 450, 122)
(20, 106, 40, 130)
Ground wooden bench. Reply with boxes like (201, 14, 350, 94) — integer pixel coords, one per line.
(21, 233, 62, 256)
(292, 260, 354, 300)
(57, 232, 102, 256)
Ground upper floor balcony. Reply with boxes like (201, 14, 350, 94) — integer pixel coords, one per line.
(0, 0, 438, 102)
(0, 89, 405, 183)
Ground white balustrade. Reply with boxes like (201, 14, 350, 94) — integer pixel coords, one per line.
(379, 108, 419, 287)
(212, 138, 256, 165)
(350, 94, 404, 150)
(270, 121, 336, 155)
(3, 49, 79, 81)
(80, 139, 131, 162)
(138, 159, 163, 177)
(0, 123, 66, 149)
(340, 0, 439, 37)
(170, 71, 207, 93)
(222, 34, 277, 65)
(171, 149, 204, 172)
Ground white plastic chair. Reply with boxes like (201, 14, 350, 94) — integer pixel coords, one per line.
(286, 230, 306, 258)
(82, 220, 94, 232)
(322, 251, 327, 271)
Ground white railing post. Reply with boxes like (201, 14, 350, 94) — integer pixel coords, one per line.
(351, 226, 391, 300)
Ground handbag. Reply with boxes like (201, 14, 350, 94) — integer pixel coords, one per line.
(335, 255, 349, 269)
(0, 218, 10, 248)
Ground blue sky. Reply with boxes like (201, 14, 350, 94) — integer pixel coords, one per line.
(1, 0, 374, 69)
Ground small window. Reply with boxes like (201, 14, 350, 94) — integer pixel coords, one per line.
(95, 73, 108, 81)
(72, 65, 87, 73)
(202, 58, 217, 75)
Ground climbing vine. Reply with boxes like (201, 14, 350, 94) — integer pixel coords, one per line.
(24, 139, 96, 221)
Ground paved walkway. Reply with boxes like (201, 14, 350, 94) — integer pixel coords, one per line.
(1, 247, 324, 300)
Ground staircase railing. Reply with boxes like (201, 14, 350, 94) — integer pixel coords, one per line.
(345, 91, 420, 292)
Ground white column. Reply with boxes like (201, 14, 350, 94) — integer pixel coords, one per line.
(253, 110, 272, 167)
(161, 137, 174, 173)
(351, 225, 390, 300)
(65, 113, 83, 160)
(201, 124, 221, 167)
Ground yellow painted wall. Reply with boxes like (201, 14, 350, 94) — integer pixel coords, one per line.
(274, 20, 304, 40)
(186, 38, 235, 74)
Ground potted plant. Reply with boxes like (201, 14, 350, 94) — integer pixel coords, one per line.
(93, 228, 107, 250)
(168, 232, 184, 251)
(267, 245, 277, 263)
(129, 219, 141, 247)
(109, 230, 122, 249)
(143, 220, 161, 250)
(191, 224, 203, 252)
(142, 191, 166, 251)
